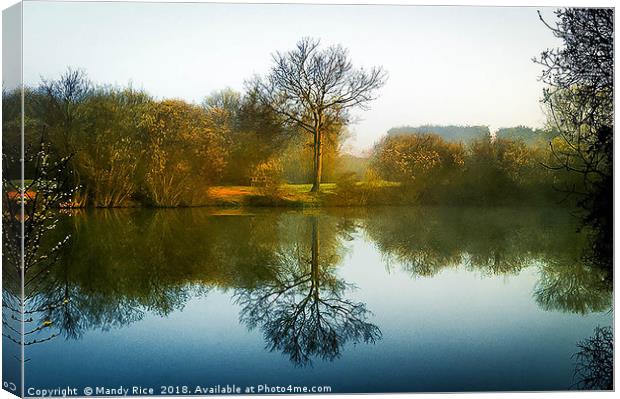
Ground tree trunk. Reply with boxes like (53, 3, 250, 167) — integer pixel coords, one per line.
(311, 216, 320, 300)
(310, 130, 323, 192)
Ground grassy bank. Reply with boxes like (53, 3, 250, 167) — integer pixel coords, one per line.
(7, 180, 563, 209)
(7, 181, 400, 208)
(207, 184, 334, 207)
(205, 180, 420, 207)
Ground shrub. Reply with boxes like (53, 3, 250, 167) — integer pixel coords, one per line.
(252, 159, 283, 197)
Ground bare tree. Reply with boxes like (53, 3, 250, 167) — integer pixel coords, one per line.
(256, 38, 387, 192)
(535, 9, 613, 272)
(39, 68, 91, 156)
(38, 68, 92, 204)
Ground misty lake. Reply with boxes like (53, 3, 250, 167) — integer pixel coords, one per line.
(17, 206, 613, 393)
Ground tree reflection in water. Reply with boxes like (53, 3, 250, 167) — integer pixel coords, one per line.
(235, 215, 381, 366)
(534, 261, 611, 315)
(572, 326, 613, 390)
(16, 207, 612, 378)
(362, 207, 612, 314)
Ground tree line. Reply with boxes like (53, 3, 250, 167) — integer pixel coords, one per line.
(3, 71, 572, 208)
(0, 72, 594, 209)
(4, 73, 287, 207)
(2, 14, 612, 214)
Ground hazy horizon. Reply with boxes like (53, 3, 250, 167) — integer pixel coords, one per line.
(22, 1, 561, 153)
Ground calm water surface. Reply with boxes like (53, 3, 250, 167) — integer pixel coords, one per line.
(12, 207, 613, 393)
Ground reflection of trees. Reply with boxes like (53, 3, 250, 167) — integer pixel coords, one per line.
(363, 207, 551, 277)
(32, 210, 364, 341)
(572, 326, 613, 390)
(364, 207, 558, 276)
(363, 207, 612, 314)
(27, 209, 382, 366)
(534, 261, 611, 315)
(29, 274, 146, 341)
(235, 216, 381, 366)
(18, 205, 611, 353)
(32, 209, 287, 339)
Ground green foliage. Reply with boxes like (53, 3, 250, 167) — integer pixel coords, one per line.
(337, 153, 370, 180)
(204, 88, 292, 185)
(1, 88, 23, 180)
(454, 136, 555, 205)
(280, 124, 346, 184)
(332, 172, 363, 206)
(252, 158, 284, 197)
(9, 71, 294, 208)
(371, 133, 465, 202)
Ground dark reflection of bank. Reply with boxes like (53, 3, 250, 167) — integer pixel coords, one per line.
(234, 215, 381, 366)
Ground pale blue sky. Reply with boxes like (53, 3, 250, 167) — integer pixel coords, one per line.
(22, 1, 561, 151)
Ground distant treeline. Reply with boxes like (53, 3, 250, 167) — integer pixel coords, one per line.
(388, 125, 490, 142)
(388, 124, 553, 145)
(495, 126, 552, 145)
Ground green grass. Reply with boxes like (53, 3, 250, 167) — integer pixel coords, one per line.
(281, 183, 337, 192)
(207, 183, 340, 207)
(206, 181, 402, 207)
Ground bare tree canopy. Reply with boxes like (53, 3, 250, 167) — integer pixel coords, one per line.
(255, 37, 387, 192)
(537, 8, 613, 129)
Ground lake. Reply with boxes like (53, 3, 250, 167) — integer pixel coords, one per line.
(10, 206, 613, 394)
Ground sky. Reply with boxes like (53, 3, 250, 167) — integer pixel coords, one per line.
(20, 1, 562, 152)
